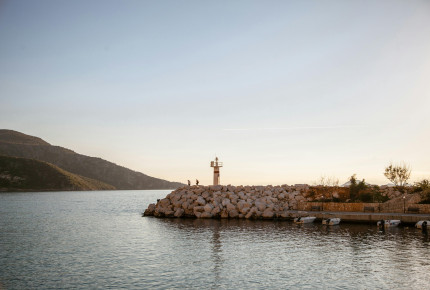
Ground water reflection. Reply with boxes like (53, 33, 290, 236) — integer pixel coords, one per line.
(152, 218, 430, 289)
(211, 221, 222, 289)
(3, 190, 429, 289)
(422, 230, 429, 243)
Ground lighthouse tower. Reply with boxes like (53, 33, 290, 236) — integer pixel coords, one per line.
(210, 157, 223, 185)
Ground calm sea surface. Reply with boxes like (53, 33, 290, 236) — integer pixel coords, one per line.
(1, 190, 430, 289)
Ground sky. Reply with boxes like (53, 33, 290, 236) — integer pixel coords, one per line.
(1, 0, 430, 186)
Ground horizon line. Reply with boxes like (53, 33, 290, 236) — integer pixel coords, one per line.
(223, 125, 366, 131)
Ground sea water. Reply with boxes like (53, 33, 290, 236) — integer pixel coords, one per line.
(1, 190, 429, 289)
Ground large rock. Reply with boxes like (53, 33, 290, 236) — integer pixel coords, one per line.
(213, 191, 222, 197)
(193, 206, 204, 215)
(200, 212, 213, 218)
(220, 209, 229, 218)
(226, 203, 236, 212)
(211, 206, 221, 216)
(279, 210, 289, 218)
(239, 207, 250, 215)
(238, 191, 246, 200)
(159, 198, 170, 207)
(255, 201, 266, 212)
(245, 208, 255, 219)
(196, 196, 206, 205)
(172, 199, 182, 209)
(262, 208, 274, 218)
(222, 198, 231, 207)
(295, 195, 305, 201)
(181, 201, 190, 210)
(204, 204, 214, 213)
(237, 200, 246, 210)
(227, 185, 236, 192)
(174, 208, 184, 217)
(210, 185, 223, 191)
(143, 203, 156, 216)
(229, 209, 239, 218)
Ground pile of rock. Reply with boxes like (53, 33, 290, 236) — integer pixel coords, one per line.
(143, 184, 313, 219)
(379, 185, 405, 199)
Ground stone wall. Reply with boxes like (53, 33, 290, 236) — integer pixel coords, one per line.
(297, 202, 379, 212)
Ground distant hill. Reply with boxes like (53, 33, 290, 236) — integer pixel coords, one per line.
(0, 130, 184, 190)
(0, 130, 49, 146)
(0, 155, 115, 191)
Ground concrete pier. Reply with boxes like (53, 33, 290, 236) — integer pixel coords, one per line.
(291, 210, 430, 225)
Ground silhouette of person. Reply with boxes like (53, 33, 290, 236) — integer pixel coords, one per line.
(196, 179, 199, 185)
(188, 180, 191, 186)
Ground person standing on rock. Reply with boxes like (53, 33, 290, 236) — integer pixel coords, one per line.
(196, 179, 199, 185)
(188, 180, 191, 186)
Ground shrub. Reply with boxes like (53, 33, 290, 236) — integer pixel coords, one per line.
(358, 192, 373, 203)
(414, 179, 430, 193)
(372, 190, 389, 203)
(349, 174, 367, 201)
(418, 188, 430, 204)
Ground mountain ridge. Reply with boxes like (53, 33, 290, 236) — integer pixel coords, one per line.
(0, 129, 183, 190)
(0, 155, 116, 191)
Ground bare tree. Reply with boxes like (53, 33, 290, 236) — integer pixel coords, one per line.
(316, 175, 339, 200)
(318, 175, 339, 187)
(384, 162, 411, 186)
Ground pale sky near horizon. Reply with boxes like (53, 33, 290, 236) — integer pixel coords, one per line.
(1, 0, 430, 186)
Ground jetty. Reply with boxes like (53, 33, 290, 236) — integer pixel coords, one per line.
(143, 184, 430, 225)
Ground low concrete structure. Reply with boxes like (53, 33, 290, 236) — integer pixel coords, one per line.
(292, 210, 430, 225)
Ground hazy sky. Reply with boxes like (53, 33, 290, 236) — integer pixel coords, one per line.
(1, 0, 430, 186)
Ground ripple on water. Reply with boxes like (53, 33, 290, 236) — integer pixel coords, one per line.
(1, 191, 430, 289)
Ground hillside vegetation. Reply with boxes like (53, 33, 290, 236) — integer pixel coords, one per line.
(0, 155, 115, 191)
(0, 130, 183, 190)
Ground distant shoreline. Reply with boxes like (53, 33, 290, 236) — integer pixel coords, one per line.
(0, 188, 177, 193)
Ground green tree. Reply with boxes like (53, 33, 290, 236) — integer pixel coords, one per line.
(414, 179, 430, 203)
(414, 179, 430, 192)
(349, 174, 367, 201)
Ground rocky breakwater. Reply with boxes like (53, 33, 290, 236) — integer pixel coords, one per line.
(143, 184, 311, 219)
